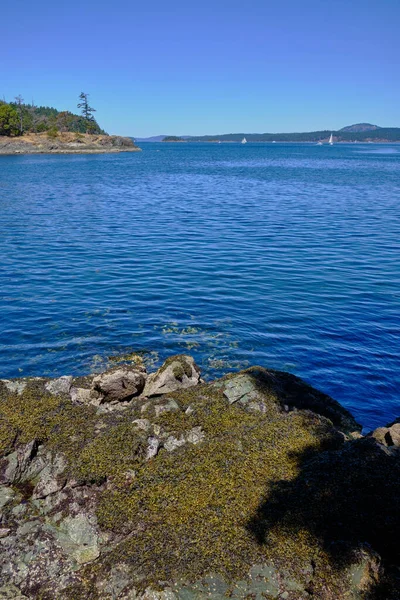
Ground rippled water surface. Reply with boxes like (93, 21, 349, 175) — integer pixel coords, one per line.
(1, 143, 399, 428)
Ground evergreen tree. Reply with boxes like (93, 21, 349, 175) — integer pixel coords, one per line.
(77, 92, 96, 132)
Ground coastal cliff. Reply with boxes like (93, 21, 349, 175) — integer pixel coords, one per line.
(0, 133, 141, 155)
(0, 355, 399, 599)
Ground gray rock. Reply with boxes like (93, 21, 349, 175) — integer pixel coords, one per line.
(0, 440, 40, 484)
(139, 589, 178, 600)
(69, 386, 92, 404)
(222, 374, 259, 405)
(54, 513, 100, 565)
(0, 584, 28, 599)
(133, 418, 151, 432)
(154, 398, 180, 417)
(0, 486, 15, 509)
(45, 376, 73, 395)
(97, 563, 133, 598)
(164, 435, 186, 452)
(143, 355, 200, 397)
(2, 381, 27, 395)
(32, 453, 67, 499)
(0, 528, 10, 538)
(92, 366, 146, 403)
(146, 437, 160, 460)
(186, 426, 205, 445)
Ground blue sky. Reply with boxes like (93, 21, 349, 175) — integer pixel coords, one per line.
(2, 0, 399, 136)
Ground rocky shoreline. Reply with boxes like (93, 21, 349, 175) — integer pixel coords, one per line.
(0, 133, 140, 155)
(0, 355, 399, 599)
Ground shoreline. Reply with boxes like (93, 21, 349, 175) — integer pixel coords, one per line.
(0, 355, 399, 598)
(0, 132, 141, 155)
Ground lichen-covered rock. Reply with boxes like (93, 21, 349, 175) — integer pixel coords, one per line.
(32, 452, 67, 499)
(91, 366, 146, 403)
(0, 359, 399, 599)
(45, 376, 73, 396)
(213, 367, 361, 435)
(52, 513, 100, 564)
(69, 386, 92, 404)
(0, 440, 40, 484)
(142, 355, 200, 397)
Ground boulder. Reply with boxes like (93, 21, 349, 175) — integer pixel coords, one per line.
(69, 386, 92, 404)
(143, 355, 200, 397)
(91, 366, 146, 403)
(371, 419, 400, 447)
(54, 513, 100, 565)
(45, 376, 73, 396)
(146, 437, 160, 460)
(213, 367, 361, 434)
(0, 440, 40, 484)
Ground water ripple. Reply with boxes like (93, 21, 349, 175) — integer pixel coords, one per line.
(0, 143, 399, 428)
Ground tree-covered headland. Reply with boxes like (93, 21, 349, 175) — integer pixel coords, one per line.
(0, 93, 106, 137)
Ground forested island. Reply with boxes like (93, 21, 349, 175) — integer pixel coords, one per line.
(162, 136, 185, 142)
(0, 93, 140, 154)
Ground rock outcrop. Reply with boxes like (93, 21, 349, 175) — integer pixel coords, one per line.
(91, 365, 147, 403)
(0, 358, 398, 599)
(142, 354, 201, 397)
(0, 132, 140, 155)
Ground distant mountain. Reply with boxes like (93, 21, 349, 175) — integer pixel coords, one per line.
(134, 135, 191, 142)
(339, 123, 381, 133)
(134, 135, 169, 142)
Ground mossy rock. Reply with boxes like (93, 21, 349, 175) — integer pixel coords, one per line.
(0, 364, 398, 599)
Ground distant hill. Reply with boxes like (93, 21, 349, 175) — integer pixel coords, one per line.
(185, 125, 400, 143)
(135, 135, 191, 142)
(339, 123, 381, 133)
(134, 135, 169, 142)
(134, 124, 400, 144)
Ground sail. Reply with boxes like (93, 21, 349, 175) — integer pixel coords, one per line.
(242, 137, 247, 144)
(329, 134, 333, 144)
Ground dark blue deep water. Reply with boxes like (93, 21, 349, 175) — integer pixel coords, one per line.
(1, 143, 399, 429)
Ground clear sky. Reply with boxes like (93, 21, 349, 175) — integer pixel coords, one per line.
(2, 0, 399, 136)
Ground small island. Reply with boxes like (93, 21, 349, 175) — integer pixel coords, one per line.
(0, 93, 140, 155)
(162, 135, 186, 142)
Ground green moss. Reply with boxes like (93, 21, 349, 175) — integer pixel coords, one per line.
(0, 369, 369, 596)
(108, 352, 145, 368)
(0, 381, 98, 470)
(0, 415, 18, 456)
(74, 422, 146, 484)
(157, 354, 193, 380)
(94, 383, 339, 588)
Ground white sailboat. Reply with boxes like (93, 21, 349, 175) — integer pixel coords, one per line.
(328, 134, 334, 145)
(241, 137, 247, 144)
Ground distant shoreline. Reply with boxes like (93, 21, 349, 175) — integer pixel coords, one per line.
(141, 139, 399, 144)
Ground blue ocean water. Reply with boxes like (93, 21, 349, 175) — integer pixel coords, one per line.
(0, 142, 399, 429)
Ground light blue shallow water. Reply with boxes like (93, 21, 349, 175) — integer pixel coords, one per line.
(0, 142, 399, 428)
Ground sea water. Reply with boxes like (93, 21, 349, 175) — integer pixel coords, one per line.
(0, 142, 399, 429)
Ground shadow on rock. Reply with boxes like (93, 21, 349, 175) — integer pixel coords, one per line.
(247, 437, 400, 599)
